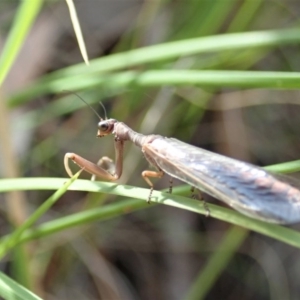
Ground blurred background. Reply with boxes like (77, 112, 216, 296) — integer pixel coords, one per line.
(1, 0, 300, 299)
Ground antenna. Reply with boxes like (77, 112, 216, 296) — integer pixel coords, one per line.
(99, 101, 107, 120)
(64, 90, 103, 120)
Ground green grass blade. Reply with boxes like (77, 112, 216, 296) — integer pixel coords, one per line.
(43, 27, 300, 76)
(0, 271, 42, 300)
(65, 0, 89, 65)
(8, 27, 300, 106)
(9, 69, 300, 107)
(184, 226, 248, 300)
(0, 172, 80, 259)
(0, 178, 300, 248)
(0, 0, 43, 86)
(19, 197, 148, 243)
(264, 160, 300, 173)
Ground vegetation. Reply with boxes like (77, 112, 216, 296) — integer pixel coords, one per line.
(1, 1, 300, 299)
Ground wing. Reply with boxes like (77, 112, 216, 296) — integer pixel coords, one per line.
(143, 137, 300, 224)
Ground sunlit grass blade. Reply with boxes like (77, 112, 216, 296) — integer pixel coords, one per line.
(40, 27, 300, 76)
(264, 159, 300, 173)
(0, 171, 81, 259)
(0, 271, 42, 300)
(65, 0, 89, 65)
(7, 28, 300, 106)
(1, 178, 300, 248)
(9, 69, 300, 107)
(0, 0, 43, 86)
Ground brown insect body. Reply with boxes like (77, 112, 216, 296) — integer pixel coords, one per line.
(64, 118, 300, 224)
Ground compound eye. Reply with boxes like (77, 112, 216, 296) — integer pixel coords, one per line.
(98, 122, 109, 132)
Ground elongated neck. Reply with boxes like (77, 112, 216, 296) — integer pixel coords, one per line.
(114, 122, 158, 148)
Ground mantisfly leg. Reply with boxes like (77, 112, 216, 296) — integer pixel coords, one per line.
(203, 200, 210, 218)
(190, 186, 196, 198)
(190, 187, 210, 217)
(64, 139, 124, 181)
(64, 153, 117, 180)
(142, 170, 164, 203)
(91, 157, 115, 181)
(169, 177, 173, 194)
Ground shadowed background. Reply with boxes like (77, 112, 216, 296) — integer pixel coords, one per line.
(1, 1, 300, 299)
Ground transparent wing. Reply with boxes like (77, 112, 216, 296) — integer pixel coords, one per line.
(143, 137, 300, 224)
